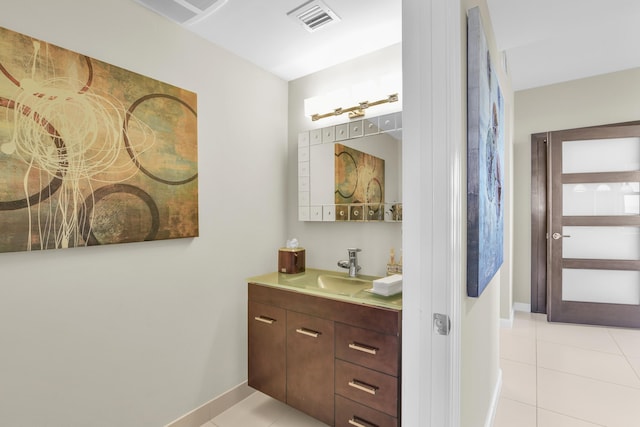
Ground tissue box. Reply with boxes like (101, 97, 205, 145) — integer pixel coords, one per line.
(278, 248, 305, 274)
(372, 274, 402, 296)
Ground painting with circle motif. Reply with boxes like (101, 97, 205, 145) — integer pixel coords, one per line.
(466, 7, 504, 297)
(0, 25, 198, 253)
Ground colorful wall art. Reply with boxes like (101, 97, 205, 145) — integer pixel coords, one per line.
(0, 26, 198, 253)
(466, 7, 504, 297)
(334, 143, 385, 221)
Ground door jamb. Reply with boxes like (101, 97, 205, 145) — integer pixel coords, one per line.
(530, 133, 548, 313)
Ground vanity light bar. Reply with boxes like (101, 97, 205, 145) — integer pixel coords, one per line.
(311, 93, 399, 122)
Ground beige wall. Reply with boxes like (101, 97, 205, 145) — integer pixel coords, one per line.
(513, 67, 640, 304)
(460, 0, 515, 425)
(0, 1, 288, 425)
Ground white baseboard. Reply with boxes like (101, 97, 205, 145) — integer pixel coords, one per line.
(165, 382, 255, 427)
(500, 308, 514, 329)
(485, 368, 503, 427)
(513, 303, 531, 313)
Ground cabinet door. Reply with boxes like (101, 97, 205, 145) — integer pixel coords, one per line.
(335, 360, 399, 417)
(248, 301, 286, 402)
(287, 310, 335, 426)
(335, 395, 398, 427)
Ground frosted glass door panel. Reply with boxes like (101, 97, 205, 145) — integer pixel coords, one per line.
(563, 183, 640, 215)
(562, 226, 640, 260)
(563, 269, 640, 305)
(563, 137, 640, 173)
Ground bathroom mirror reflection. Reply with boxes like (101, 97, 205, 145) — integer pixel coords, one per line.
(298, 112, 402, 222)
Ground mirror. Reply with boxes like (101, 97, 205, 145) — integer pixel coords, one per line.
(298, 112, 402, 222)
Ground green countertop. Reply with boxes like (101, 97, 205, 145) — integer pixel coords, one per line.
(248, 268, 402, 310)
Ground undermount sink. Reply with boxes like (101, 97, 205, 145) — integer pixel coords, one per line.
(316, 274, 373, 296)
(280, 270, 378, 297)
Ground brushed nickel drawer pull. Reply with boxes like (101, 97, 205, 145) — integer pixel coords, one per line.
(348, 379, 378, 395)
(296, 328, 320, 338)
(254, 316, 275, 324)
(348, 416, 378, 427)
(349, 342, 378, 355)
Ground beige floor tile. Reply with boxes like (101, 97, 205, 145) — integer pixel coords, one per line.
(500, 359, 537, 405)
(629, 356, 640, 379)
(508, 311, 538, 338)
(608, 328, 640, 358)
(200, 422, 217, 427)
(272, 408, 331, 427)
(537, 321, 621, 354)
(537, 340, 640, 388)
(211, 392, 291, 427)
(493, 397, 536, 427)
(537, 409, 604, 427)
(501, 329, 537, 365)
(538, 367, 640, 427)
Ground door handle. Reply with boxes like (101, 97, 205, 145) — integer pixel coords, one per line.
(552, 232, 571, 240)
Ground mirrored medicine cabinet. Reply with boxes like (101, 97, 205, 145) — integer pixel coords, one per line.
(298, 112, 402, 222)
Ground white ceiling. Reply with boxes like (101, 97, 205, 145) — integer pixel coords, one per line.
(174, 0, 401, 81)
(487, 0, 640, 91)
(134, 0, 640, 90)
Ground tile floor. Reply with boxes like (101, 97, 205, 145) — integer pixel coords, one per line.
(200, 310, 640, 427)
(495, 311, 640, 427)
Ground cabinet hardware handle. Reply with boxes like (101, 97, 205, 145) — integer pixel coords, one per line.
(349, 342, 378, 355)
(296, 328, 320, 338)
(348, 416, 378, 427)
(254, 316, 275, 324)
(348, 379, 378, 395)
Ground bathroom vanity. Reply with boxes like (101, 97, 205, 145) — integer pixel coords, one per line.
(248, 269, 402, 427)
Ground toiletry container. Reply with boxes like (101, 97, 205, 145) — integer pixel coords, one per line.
(278, 248, 306, 274)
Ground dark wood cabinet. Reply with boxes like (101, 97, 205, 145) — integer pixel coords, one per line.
(248, 282, 402, 426)
(286, 311, 335, 425)
(247, 301, 286, 402)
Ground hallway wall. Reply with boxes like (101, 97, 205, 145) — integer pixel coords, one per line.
(513, 67, 640, 305)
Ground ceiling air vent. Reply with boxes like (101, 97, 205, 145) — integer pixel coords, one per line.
(134, 0, 228, 25)
(287, 0, 341, 33)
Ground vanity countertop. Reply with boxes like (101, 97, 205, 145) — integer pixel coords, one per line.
(248, 268, 402, 310)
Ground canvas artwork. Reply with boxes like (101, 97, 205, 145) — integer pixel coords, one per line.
(334, 143, 384, 221)
(0, 26, 198, 253)
(466, 7, 504, 297)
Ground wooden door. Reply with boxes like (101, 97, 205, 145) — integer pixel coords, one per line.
(548, 125, 640, 327)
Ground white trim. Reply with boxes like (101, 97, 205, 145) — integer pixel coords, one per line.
(513, 303, 531, 313)
(164, 382, 254, 427)
(485, 369, 503, 427)
(500, 308, 515, 329)
(401, 0, 462, 426)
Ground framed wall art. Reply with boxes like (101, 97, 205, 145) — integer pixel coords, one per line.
(466, 7, 504, 297)
(0, 26, 198, 253)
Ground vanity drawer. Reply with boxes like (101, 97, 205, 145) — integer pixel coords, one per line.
(336, 323, 399, 376)
(335, 360, 399, 417)
(335, 395, 398, 427)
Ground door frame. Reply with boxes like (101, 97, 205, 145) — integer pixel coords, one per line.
(530, 133, 548, 313)
(402, 0, 461, 425)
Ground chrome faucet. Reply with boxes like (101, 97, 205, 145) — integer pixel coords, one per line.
(337, 248, 362, 277)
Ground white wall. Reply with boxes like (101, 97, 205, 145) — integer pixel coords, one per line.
(513, 67, 640, 305)
(0, 1, 288, 426)
(287, 44, 402, 277)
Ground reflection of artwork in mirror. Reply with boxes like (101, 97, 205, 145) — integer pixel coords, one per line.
(334, 143, 385, 207)
(466, 7, 504, 297)
(0, 25, 198, 254)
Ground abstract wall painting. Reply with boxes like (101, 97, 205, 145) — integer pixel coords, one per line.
(466, 7, 504, 297)
(334, 143, 385, 221)
(0, 26, 198, 254)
